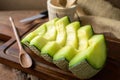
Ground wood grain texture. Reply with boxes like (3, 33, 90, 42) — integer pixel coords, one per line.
(0, 0, 47, 10)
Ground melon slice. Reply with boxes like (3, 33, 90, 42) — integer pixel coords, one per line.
(77, 25, 93, 51)
(21, 23, 46, 46)
(53, 25, 93, 70)
(53, 21, 80, 70)
(41, 16, 70, 62)
(69, 35, 107, 79)
(29, 18, 58, 55)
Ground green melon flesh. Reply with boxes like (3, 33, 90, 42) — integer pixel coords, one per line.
(41, 16, 70, 61)
(69, 35, 107, 79)
(78, 25, 93, 51)
(29, 18, 58, 51)
(65, 22, 80, 48)
(53, 22, 80, 62)
(30, 37, 49, 51)
(87, 35, 106, 69)
(43, 18, 59, 41)
(55, 16, 70, 46)
(41, 41, 61, 57)
(53, 25, 93, 70)
(53, 46, 77, 70)
(21, 23, 46, 44)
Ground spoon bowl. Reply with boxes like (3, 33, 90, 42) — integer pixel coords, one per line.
(9, 17, 32, 68)
(19, 52, 32, 68)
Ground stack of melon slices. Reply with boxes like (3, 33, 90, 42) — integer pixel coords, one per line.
(21, 16, 107, 79)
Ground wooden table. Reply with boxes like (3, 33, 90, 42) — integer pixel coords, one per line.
(0, 10, 120, 80)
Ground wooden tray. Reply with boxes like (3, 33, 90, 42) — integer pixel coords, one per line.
(0, 18, 120, 80)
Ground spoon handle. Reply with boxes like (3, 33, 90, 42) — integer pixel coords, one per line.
(9, 17, 22, 51)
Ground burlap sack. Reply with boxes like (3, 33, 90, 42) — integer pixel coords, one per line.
(76, 0, 120, 39)
(79, 16, 120, 39)
(77, 0, 120, 20)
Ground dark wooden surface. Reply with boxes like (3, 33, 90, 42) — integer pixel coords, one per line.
(0, 11, 120, 80)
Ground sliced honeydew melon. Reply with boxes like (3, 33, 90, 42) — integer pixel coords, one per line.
(29, 18, 59, 55)
(53, 21, 80, 70)
(21, 23, 47, 47)
(69, 35, 107, 79)
(43, 18, 59, 41)
(41, 16, 70, 62)
(41, 41, 61, 62)
(65, 22, 80, 49)
(77, 25, 93, 51)
(53, 25, 93, 70)
(87, 35, 107, 69)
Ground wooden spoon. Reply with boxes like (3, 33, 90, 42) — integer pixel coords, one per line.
(9, 17, 32, 68)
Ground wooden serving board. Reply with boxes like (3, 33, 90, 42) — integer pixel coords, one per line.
(0, 18, 120, 80)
